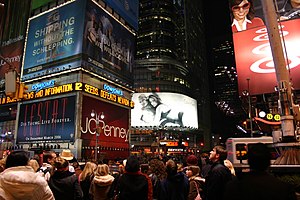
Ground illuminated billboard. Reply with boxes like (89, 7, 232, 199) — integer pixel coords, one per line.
(229, 0, 300, 95)
(81, 96, 130, 158)
(131, 92, 198, 128)
(22, 0, 86, 81)
(17, 96, 76, 143)
(82, 0, 135, 83)
(103, 0, 139, 30)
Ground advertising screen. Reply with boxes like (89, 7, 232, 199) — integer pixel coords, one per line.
(82, 0, 135, 83)
(22, 0, 85, 80)
(103, 0, 139, 30)
(81, 96, 130, 158)
(131, 92, 198, 128)
(17, 96, 76, 143)
(229, 0, 300, 95)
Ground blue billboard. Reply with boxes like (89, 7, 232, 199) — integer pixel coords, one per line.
(17, 96, 76, 143)
(103, 0, 139, 30)
(22, 0, 86, 80)
(82, 0, 135, 83)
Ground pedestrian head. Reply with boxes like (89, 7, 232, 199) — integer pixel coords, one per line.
(248, 143, 271, 171)
(186, 154, 198, 166)
(28, 159, 40, 172)
(209, 145, 228, 163)
(185, 165, 200, 178)
(43, 150, 56, 165)
(125, 155, 140, 173)
(80, 161, 97, 181)
(95, 164, 109, 176)
(53, 157, 69, 171)
(224, 159, 236, 176)
(5, 150, 29, 168)
(165, 159, 178, 177)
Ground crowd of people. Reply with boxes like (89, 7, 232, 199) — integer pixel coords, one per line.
(0, 143, 297, 200)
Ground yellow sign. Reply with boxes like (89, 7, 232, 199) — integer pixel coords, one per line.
(0, 82, 134, 108)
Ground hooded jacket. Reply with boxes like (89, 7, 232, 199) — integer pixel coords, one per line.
(159, 171, 189, 200)
(0, 166, 54, 200)
(89, 174, 115, 200)
(48, 170, 83, 200)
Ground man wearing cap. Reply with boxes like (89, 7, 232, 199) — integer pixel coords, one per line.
(60, 149, 75, 173)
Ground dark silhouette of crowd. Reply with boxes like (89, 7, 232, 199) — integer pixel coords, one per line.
(0, 143, 297, 200)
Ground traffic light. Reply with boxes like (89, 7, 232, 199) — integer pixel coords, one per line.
(18, 82, 29, 99)
(5, 71, 17, 98)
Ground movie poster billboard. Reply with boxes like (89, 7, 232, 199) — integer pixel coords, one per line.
(103, 0, 139, 30)
(229, 0, 300, 95)
(81, 96, 130, 158)
(22, 0, 86, 81)
(82, 0, 135, 83)
(17, 96, 76, 143)
(131, 92, 198, 128)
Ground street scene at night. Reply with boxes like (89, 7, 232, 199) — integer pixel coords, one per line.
(0, 0, 299, 199)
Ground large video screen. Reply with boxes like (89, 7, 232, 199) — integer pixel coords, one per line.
(229, 0, 300, 95)
(82, 0, 135, 82)
(17, 96, 76, 143)
(22, 0, 85, 81)
(131, 92, 198, 128)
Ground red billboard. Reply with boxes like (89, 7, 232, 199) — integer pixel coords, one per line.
(81, 96, 130, 159)
(233, 19, 300, 95)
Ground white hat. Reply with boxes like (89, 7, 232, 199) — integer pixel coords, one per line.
(60, 149, 74, 161)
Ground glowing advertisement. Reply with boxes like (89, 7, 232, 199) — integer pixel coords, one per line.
(17, 96, 76, 143)
(81, 96, 130, 158)
(22, 0, 86, 80)
(229, 0, 300, 95)
(131, 92, 198, 128)
(82, 0, 135, 82)
(103, 0, 139, 30)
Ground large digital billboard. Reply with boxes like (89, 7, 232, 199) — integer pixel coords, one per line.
(103, 0, 139, 30)
(17, 96, 76, 143)
(131, 92, 198, 128)
(82, 0, 135, 83)
(81, 96, 130, 158)
(229, 0, 300, 95)
(22, 0, 86, 81)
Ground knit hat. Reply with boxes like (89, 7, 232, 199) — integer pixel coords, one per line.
(186, 155, 198, 166)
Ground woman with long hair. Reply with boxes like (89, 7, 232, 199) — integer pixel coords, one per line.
(89, 164, 115, 200)
(148, 158, 167, 200)
(79, 162, 97, 200)
(229, 0, 264, 32)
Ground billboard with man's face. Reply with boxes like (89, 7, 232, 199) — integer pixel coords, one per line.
(131, 92, 198, 128)
(229, 0, 300, 95)
(82, 0, 135, 83)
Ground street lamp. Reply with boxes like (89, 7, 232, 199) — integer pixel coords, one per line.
(242, 78, 253, 137)
(91, 110, 104, 161)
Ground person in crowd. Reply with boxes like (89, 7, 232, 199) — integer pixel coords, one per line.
(29, 159, 40, 172)
(224, 159, 236, 177)
(148, 158, 167, 200)
(186, 165, 205, 200)
(48, 157, 83, 199)
(73, 161, 83, 177)
(186, 154, 199, 167)
(159, 159, 189, 200)
(203, 145, 232, 200)
(0, 150, 54, 200)
(279, 0, 300, 20)
(224, 143, 297, 200)
(60, 149, 75, 172)
(141, 163, 149, 174)
(89, 164, 115, 200)
(118, 155, 153, 200)
(230, 0, 265, 32)
(148, 93, 184, 127)
(38, 150, 56, 181)
(79, 161, 97, 200)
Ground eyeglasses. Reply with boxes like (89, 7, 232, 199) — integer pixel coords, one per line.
(231, 2, 250, 12)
